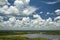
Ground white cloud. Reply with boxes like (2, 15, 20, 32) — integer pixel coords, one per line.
(25, 0, 30, 4)
(23, 6, 37, 16)
(40, 11, 43, 14)
(9, 17, 16, 22)
(0, 16, 3, 22)
(0, 0, 7, 6)
(14, 0, 24, 6)
(0, 5, 8, 13)
(46, 12, 50, 14)
(41, 0, 60, 4)
(43, 2, 57, 4)
(2, 5, 8, 10)
(14, 0, 29, 9)
(0, 0, 37, 16)
(0, 14, 60, 30)
(0, 5, 19, 15)
(5, 6, 19, 15)
(54, 16, 60, 22)
(0, 0, 60, 30)
(55, 9, 60, 15)
(33, 14, 42, 19)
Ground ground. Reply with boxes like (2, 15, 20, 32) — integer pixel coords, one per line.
(0, 31, 60, 40)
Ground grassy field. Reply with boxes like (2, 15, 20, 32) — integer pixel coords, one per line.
(0, 31, 60, 40)
(0, 35, 50, 40)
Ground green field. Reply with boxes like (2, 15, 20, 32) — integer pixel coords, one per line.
(0, 31, 60, 40)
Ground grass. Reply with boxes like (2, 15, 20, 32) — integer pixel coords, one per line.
(0, 31, 60, 40)
(0, 35, 50, 40)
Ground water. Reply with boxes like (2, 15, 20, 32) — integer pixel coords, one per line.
(25, 34, 60, 40)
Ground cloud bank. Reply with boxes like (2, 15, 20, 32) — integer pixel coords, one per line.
(0, 0, 60, 30)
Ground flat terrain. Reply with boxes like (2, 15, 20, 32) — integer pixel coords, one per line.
(0, 31, 60, 40)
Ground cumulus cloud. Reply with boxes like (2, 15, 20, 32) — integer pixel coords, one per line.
(0, 0, 7, 6)
(0, 0, 37, 16)
(0, 14, 60, 30)
(5, 6, 19, 15)
(0, 16, 3, 22)
(0, 5, 19, 16)
(55, 9, 60, 15)
(54, 16, 60, 22)
(0, 0, 60, 30)
(23, 6, 37, 16)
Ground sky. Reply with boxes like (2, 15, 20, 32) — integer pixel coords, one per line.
(0, 0, 60, 30)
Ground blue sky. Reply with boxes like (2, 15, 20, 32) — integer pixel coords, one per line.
(8, 0, 60, 20)
(0, 0, 60, 30)
(0, 0, 60, 20)
(30, 0, 60, 20)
